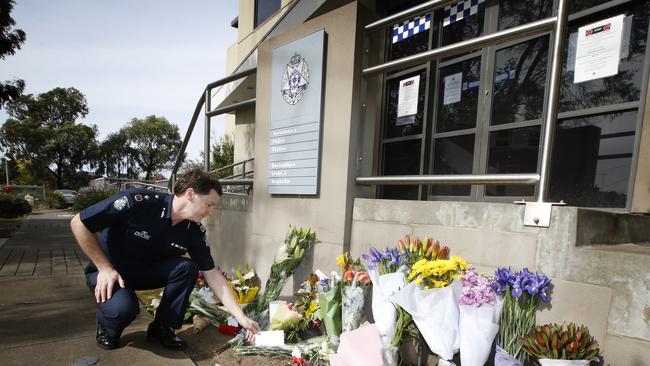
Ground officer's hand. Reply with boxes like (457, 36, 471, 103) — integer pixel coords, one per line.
(237, 316, 261, 343)
(95, 267, 125, 303)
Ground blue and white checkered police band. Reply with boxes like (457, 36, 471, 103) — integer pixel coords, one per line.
(443, 0, 486, 27)
(392, 13, 431, 44)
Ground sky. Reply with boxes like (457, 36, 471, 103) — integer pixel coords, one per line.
(1, 0, 239, 163)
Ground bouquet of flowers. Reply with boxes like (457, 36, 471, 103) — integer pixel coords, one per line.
(459, 267, 503, 366)
(269, 302, 307, 343)
(494, 267, 553, 363)
(522, 323, 600, 364)
(391, 255, 466, 362)
(230, 263, 260, 304)
(363, 246, 408, 366)
(317, 270, 342, 338)
(338, 252, 371, 333)
(393, 236, 450, 348)
(246, 226, 316, 322)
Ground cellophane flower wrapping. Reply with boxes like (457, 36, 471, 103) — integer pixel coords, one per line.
(341, 283, 367, 333)
(459, 268, 503, 366)
(495, 346, 523, 366)
(338, 253, 371, 334)
(318, 275, 342, 338)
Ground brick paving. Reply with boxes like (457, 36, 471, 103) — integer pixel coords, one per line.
(0, 211, 88, 277)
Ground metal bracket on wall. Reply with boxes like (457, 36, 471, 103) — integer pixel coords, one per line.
(514, 200, 566, 228)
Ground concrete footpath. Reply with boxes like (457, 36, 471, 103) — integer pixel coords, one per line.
(0, 210, 196, 366)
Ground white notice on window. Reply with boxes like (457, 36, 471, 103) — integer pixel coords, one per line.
(397, 75, 420, 118)
(574, 14, 625, 83)
(443, 72, 462, 105)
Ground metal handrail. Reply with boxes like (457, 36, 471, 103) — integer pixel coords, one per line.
(209, 158, 254, 175)
(219, 178, 254, 186)
(363, 17, 556, 76)
(207, 98, 256, 117)
(356, 174, 540, 186)
(364, 0, 457, 32)
(168, 67, 257, 190)
(122, 181, 169, 192)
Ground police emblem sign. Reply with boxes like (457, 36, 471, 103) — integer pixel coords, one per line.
(269, 29, 326, 195)
(281, 53, 309, 105)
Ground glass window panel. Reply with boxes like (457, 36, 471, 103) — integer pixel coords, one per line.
(255, 0, 281, 27)
(436, 57, 481, 133)
(549, 111, 636, 207)
(559, 1, 649, 112)
(441, 7, 484, 46)
(486, 126, 540, 196)
(380, 140, 422, 200)
(385, 70, 427, 138)
(498, 0, 553, 30)
(492, 36, 549, 125)
(569, 0, 610, 14)
(430, 135, 474, 196)
(389, 18, 430, 61)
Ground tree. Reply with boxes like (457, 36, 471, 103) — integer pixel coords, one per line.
(124, 115, 181, 180)
(210, 135, 235, 178)
(0, 0, 26, 107)
(98, 130, 139, 179)
(180, 135, 235, 178)
(0, 87, 99, 188)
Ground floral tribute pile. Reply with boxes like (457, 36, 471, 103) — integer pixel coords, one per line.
(148, 227, 600, 366)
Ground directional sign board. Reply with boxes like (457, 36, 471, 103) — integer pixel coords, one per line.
(268, 29, 326, 195)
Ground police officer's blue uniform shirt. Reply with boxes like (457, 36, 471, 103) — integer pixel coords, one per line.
(79, 188, 215, 272)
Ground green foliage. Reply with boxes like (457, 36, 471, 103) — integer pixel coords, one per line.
(71, 189, 116, 213)
(211, 135, 234, 178)
(0, 87, 99, 188)
(44, 192, 67, 209)
(523, 323, 600, 360)
(0, 193, 31, 218)
(100, 115, 181, 180)
(99, 130, 139, 179)
(124, 115, 181, 180)
(179, 135, 234, 177)
(0, 0, 26, 107)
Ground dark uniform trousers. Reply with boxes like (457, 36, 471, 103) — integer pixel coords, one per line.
(85, 257, 199, 339)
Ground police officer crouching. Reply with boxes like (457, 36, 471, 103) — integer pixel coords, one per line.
(70, 169, 260, 350)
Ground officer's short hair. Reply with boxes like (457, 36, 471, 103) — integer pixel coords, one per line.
(174, 168, 223, 196)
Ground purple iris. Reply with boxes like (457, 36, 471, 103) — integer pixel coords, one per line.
(362, 247, 383, 270)
(384, 248, 404, 270)
(494, 267, 552, 302)
(493, 267, 513, 295)
(363, 247, 405, 274)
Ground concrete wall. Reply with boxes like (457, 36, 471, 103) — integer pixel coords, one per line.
(351, 198, 650, 365)
(205, 194, 254, 273)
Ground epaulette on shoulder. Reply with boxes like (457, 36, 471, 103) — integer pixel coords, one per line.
(130, 191, 165, 204)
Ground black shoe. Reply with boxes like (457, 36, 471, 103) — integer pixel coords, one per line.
(146, 322, 186, 349)
(96, 319, 119, 350)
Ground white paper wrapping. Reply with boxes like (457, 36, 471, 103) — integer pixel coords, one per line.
(459, 297, 504, 366)
(390, 278, 463, 360)
(368, 267, 408, 366)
